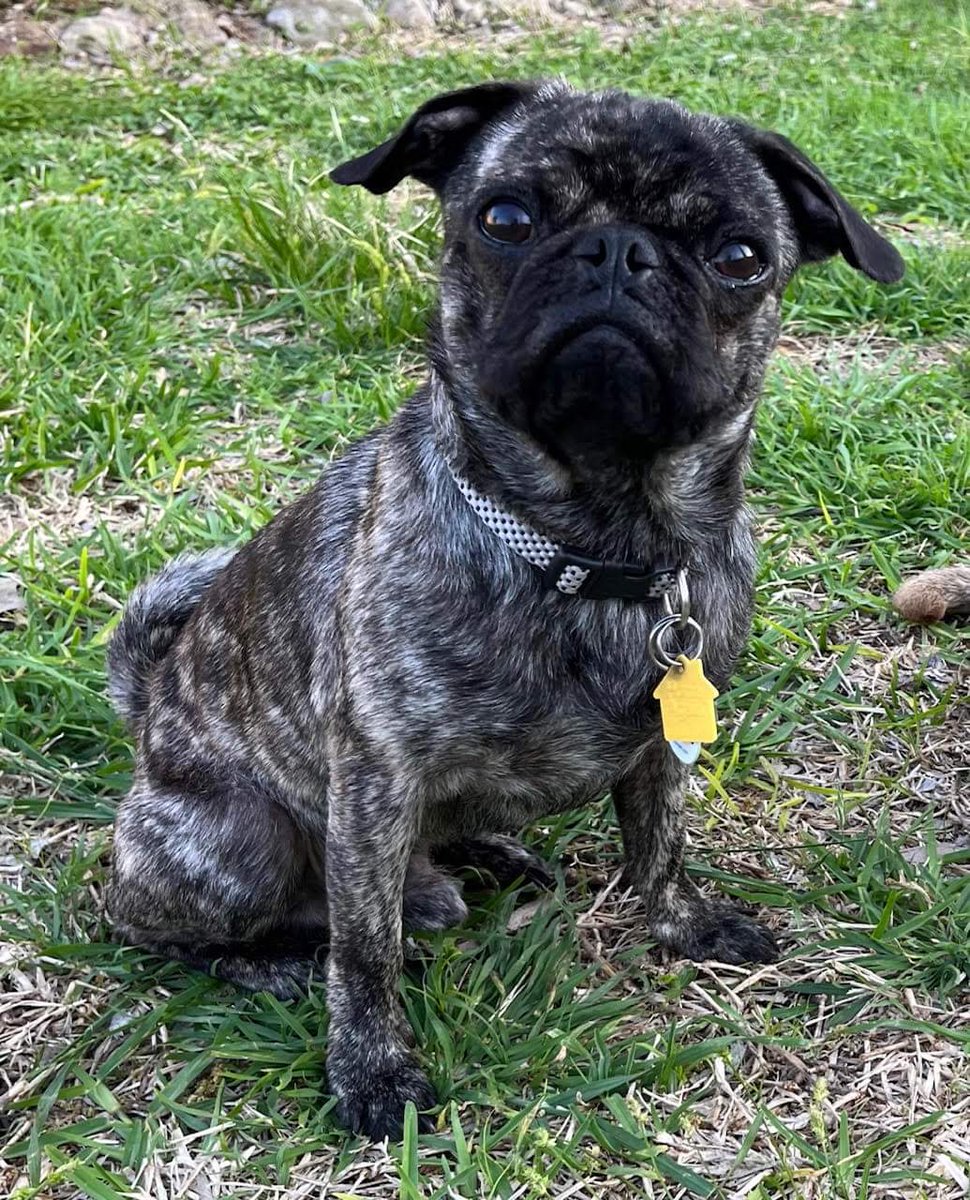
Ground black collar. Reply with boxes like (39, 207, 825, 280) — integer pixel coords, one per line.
(450, 468, 680, 602)
(541, 546, 679, 601)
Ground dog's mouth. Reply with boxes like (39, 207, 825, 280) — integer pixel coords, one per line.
(522, 321, 671, 456)
(532, 313, 657, 375)
(542, 324, 655, 404)
(482, 314, 657, 397)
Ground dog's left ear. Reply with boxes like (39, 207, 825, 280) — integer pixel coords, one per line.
(740, 126, 905, 283)
(330, 81, 537, 195)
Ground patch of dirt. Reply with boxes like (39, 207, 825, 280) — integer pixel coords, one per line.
(0, 0, 866, 63)
(0, 467, 155, 558)
(775, 331, 963, 376)
(880, 217, 969, 253)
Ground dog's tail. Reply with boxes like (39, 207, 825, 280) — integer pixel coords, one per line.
(107, 548, 235, 727)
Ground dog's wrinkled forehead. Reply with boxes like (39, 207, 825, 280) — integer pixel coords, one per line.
(462, 85, 778, 231)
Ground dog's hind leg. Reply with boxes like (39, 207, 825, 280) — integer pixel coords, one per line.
(108, 779, 328, 998)
(432, 833, 557, 891)
(401, 847, 468, 932)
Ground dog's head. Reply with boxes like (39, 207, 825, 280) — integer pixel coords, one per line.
(332, 81, 903, 472)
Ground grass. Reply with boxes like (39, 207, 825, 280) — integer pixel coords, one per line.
(1, 0, 968, 1196)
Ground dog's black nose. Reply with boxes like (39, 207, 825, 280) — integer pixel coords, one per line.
(572, 227, 660, 276)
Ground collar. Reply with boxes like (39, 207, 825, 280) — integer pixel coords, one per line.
(450, 468, 680, 602)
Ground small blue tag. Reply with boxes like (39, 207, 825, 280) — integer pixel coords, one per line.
(669, 740, 701, 764)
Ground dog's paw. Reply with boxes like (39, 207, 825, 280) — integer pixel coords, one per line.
(402, 877, 468, 933)
(435, 834, 557, 891)
(179, 947, 324, 1000)
(244, 954, 322, 999)
(494, 840, 557, 891)
(655, 905, 778, 965)
(331, 1058, 438, 1141)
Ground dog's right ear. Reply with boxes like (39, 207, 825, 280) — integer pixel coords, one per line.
(329, 81, 537, 195)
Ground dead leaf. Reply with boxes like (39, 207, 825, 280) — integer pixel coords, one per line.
(506, 898, 549, 933)
(0, 574, 24, 613)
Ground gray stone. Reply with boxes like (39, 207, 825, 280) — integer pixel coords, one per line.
(385, 0, 436, 28)
(59, 8, 150, 61)
(140, 0, 229, 49)
(265, 0, 377, 44)
(449, 0, 551, 21)
(0, 16, 57, 59)
(452, 0, 486, 22)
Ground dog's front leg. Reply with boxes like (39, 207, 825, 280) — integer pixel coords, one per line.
(613, 748, 778, 964)
(325, 742, 437, 1140)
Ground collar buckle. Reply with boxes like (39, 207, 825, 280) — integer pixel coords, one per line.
(543, 547, 679, 602)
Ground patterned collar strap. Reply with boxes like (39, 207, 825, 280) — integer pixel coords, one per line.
(450, 469, 680, 602)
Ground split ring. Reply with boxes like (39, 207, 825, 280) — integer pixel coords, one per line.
(647, 614, 704, 670)
(662, 568, 691, 628)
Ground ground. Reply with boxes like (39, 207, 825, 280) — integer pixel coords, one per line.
(0, 1, 968, 1197)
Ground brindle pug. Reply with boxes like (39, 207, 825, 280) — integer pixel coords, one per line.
(105, 81, 904, 1139)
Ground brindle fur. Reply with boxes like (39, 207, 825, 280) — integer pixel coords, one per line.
(106, 80, 904, 1139)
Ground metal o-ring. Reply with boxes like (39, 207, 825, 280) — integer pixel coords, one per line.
(648, 614, 705, 670)
(662, 568, 691, 629)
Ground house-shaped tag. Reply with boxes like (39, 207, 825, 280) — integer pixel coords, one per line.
(652, 657, 719, 743)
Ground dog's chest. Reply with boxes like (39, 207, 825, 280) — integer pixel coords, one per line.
(400, 601, 663, 825)
(422, 711, 643, 831)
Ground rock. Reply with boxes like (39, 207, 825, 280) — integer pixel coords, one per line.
(265, 0, 376, 44)
(0, 16, 57, 59)
(219, 12, 271, 44)
(138, 0, 229, 50)
(385, 0, 436, 28)
(58, 8, 150, 61)
(449, 0, 550, 22)
(452, 0, 486, 22)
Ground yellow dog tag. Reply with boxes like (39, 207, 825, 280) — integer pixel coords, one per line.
(652, 655, 719, 744)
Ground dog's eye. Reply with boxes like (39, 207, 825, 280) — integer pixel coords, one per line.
(479, 200, 533, 244)
(711, 242, 763, 281)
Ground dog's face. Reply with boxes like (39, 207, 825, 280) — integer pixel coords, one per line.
(332, 82, 903, 472)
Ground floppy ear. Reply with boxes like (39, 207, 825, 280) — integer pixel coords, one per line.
(329, 81, 537, 195)
(741, 126, 905, 283)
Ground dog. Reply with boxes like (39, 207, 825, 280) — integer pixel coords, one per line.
(105, 80, 904, 1140)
